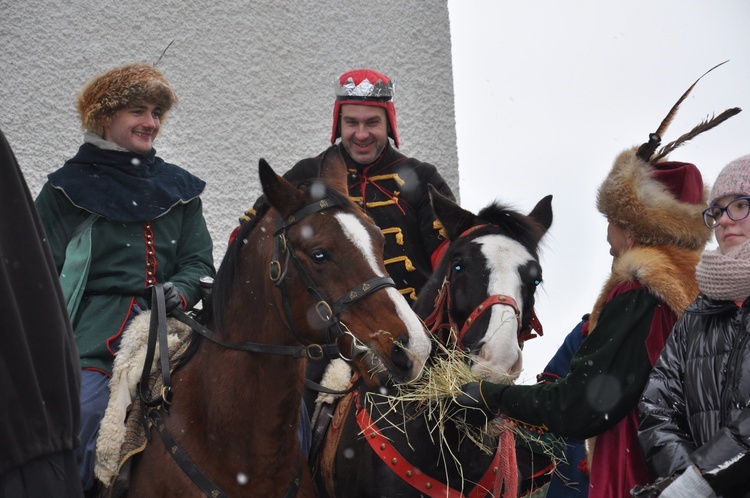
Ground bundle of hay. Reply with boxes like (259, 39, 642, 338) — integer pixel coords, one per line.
(368, 336, 565, 467)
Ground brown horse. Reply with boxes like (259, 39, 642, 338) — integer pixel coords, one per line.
(124, 147, 431, 497)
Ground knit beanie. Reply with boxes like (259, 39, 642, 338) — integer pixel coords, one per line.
(77, 63, 177, 137)
(597, 147, 711, 250)
(709, 154, 750, 205)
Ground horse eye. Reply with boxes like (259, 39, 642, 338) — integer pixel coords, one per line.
(311, 249, 329, 264)
(453, 263, 463, 272)
(533, 279, 541, 286)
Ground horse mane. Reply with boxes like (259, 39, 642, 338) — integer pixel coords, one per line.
(476, 202, 546, 258)
(210, 180, 353, 334)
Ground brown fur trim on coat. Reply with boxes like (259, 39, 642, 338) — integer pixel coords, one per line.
(583, 244, 701, 470)
(596, 146, 711, 250)
(588, 244, 702, 333)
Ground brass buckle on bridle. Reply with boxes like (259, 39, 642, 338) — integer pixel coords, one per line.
(305, 343, 325, 360)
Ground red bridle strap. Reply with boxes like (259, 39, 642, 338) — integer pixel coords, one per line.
(521, 309, 544, 342)
(355, 393, 505, 498)
(458, 223, 492, 239)
(458, 294, 521, 341)
(423, 277, 450, 334)
(423, 224, 491, 337)
(424, 223, 545, 347)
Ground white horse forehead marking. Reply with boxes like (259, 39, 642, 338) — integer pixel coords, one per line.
(335, 213, 431, 360)
(334, 212, 384, 276)
(476, 234, 534, 295)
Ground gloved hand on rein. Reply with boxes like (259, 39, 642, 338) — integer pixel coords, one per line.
(454, 381, 499, 426)
(146, 282, 183, 315)
(162, 281, 184, 314)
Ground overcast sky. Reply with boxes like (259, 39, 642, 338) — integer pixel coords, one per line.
(447, 0, 750, 383)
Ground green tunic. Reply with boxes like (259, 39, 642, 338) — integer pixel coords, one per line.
(35, 144, 215, 374)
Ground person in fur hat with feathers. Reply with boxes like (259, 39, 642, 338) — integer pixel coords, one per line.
(34, 62, 215, 493)
(456, 66, 740, 497)
(457, 137, 723, 498)
(638, 155, 750, 498)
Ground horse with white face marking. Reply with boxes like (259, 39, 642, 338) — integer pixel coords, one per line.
(309, 188, 552, 498)
(422, 189, 552, 383)
(113, 146, 430, 498)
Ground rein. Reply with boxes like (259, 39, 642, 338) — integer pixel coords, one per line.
(271, 197, 396, 361)
(136, 196, 397, 498)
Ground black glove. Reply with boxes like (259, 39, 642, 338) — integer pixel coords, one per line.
(454, 381, 497, 426)
(162, 281, 183, 314)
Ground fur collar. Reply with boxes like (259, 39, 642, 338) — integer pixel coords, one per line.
(588, 244, 701, 333)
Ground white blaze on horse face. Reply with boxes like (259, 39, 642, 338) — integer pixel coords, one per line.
(472, 234, 531, 383)
(334, 213, 431, 371)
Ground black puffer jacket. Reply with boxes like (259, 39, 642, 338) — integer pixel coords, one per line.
(639, 294, 750, 498)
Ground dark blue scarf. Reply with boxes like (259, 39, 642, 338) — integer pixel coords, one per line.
(48, 143, 205, 223)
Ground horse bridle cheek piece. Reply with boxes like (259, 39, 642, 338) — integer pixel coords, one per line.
(270, 197, 396, 361)
(137, 198, 397, 498)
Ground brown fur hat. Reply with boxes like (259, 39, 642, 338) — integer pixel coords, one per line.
(597, 146, 711, 250)
(77, 63, 177, 136)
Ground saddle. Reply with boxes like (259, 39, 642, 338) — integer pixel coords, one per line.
(95, 310, 193, 497)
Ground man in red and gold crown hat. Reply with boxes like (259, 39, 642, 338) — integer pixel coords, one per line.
(236, 68, 455, 302)
(229, 68, 456, 463)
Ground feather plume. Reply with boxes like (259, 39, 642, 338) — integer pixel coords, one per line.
(651, 107, 742, 162)
(154, 40, 175, 67)
(636, 60, 729, 162)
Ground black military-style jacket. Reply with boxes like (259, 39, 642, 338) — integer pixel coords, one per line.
(278, 143, 455, 301)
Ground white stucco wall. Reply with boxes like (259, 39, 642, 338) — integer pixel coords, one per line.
(0, 0, 459, 266)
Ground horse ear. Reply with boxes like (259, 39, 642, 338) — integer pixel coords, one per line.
(527, 194, 553, 239)
(319, 145, 348, 196)
(428, 185, 475, 241)
(259, 158, 303, 217)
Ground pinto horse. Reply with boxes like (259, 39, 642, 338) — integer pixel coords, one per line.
(124, 147, 431, 497)
(310, 188, 553, 498)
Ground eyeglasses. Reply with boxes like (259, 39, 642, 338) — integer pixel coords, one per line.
(702, 196, 750, 228)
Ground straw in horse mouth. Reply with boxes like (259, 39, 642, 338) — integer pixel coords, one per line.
(359, 336, 418, 385)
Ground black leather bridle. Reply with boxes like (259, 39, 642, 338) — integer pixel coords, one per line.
(137, 196, 396, 498)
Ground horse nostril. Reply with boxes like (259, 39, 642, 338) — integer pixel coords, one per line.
(391, 343, 413, 373)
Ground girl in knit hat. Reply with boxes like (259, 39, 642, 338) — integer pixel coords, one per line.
(639, 154, 750, 498)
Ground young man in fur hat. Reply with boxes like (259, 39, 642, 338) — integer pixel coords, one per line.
(234, 68, 455, 302)
(34, 63, 215, 492)
(458, 144, 712, 497)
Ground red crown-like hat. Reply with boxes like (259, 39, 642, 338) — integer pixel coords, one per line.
(330, 68, 400, 148)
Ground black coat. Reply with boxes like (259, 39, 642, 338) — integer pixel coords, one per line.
(639, 294, 750, 497)
(256, 142, 455, 301)
(0, 130, 81, 474)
